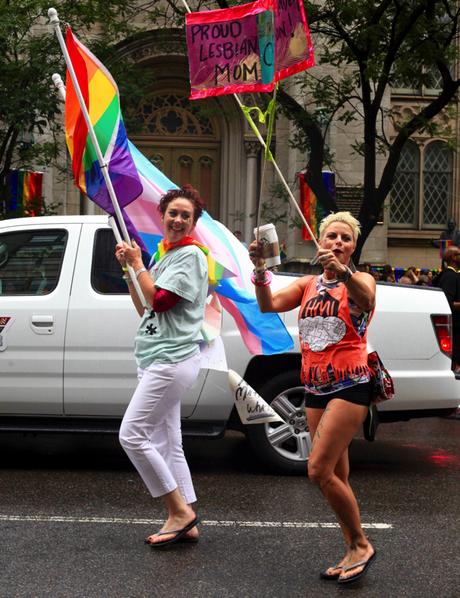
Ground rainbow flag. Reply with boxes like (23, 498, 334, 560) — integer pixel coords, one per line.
(124, 142, 293, 356)
(440, 238, 452, 259)
(7, 170, 43, 216)
(65, 27, 142, 212)
(298, 171, 329, 241)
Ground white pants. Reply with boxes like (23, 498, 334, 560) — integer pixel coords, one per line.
(119, 352, 200, 503)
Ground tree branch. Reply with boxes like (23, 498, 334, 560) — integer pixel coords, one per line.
(379, 75, 460, 202)
(277, 87, 337, 214)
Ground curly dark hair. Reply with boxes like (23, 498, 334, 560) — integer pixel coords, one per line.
(158, 185, 205, 223)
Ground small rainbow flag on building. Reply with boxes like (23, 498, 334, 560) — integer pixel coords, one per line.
(298, 171, 331, 241)
(65, 27, 142, 212)
(439, 238, 452, 259)
(7, 170, 43, 216)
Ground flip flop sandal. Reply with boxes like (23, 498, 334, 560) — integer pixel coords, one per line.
(148, 516, 200, 550)
(319, 565, 343, 581)
(337, 550, 377, 584)
(145, 534, 199, 545)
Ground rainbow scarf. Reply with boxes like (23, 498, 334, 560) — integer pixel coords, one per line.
(153, 237, 224, 287)
(64, 26, 142, 212)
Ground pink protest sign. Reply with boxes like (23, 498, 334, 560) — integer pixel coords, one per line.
(274, 0, 314, 81)
(186, 0, 276, 100)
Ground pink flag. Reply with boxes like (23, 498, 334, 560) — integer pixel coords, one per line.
(186, 0, 314, 99)
(186, 0, 275, 99)
(274, 0, 314, 81)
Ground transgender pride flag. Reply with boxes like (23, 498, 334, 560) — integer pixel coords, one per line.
(61, 26, 291, 356)
(124, 142, 293, 356)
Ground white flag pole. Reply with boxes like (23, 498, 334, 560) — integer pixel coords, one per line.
(48, 7, 132, 247)
(51, 71, 148, 309)
(179, 0, 320, 249)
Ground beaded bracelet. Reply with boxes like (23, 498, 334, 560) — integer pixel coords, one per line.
(250, 269, 273, 287)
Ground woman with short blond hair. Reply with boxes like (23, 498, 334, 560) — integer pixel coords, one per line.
(249, 211, 377, 585)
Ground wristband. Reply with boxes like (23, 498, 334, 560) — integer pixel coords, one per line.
(254, 263, 267, 281)
(336, 266, 353, 283)
(135, 267, 147, 279)
(121, 266, 128, 272)
(250, 269, 273, 287)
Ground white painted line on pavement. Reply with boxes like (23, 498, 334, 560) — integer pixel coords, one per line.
(0, 514, 393, 529)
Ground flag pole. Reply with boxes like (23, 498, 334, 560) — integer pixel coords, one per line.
(51, 71, 148, 309)
(234, 95, 320, 249)
(107, 217, 148, 308)
(179, 0, 320, 250)
(48, 8, 133, 247)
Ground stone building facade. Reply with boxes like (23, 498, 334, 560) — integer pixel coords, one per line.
(45, 14, 458, 272)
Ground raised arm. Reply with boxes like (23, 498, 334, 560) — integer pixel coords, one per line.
(248, 239, 308, 313)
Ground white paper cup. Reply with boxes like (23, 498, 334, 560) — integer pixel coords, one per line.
(254, 223, 281, 268)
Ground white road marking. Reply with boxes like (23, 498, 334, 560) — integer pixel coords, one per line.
(0, 514, 393, 529)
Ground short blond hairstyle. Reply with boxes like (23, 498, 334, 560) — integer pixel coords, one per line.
(318, 211, 361, 243)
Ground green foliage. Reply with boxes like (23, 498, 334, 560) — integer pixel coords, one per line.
(0, 0, 160, 218)
(295, 1, 459, 257)
(0, 195, 60, 220)
(300, 0, 459, 152)
(261, 182, 303, 230)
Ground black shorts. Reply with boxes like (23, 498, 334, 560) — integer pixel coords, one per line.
(304, 382, 372, 409)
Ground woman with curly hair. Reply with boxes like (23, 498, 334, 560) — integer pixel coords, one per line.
(115, 185, 207, 549)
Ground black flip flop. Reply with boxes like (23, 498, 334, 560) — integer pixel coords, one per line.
(337, 550, 377, 584)
(148, 517, 200, 550)
(145, 534, 199, 546)
(319, 565, 343, 581)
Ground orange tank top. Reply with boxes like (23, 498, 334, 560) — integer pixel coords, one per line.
(298, 276, 373, 390)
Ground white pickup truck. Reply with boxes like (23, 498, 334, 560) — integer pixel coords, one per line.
(0, 215, 458, 473)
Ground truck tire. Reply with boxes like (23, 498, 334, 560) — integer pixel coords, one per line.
(244, 371, 310, 475)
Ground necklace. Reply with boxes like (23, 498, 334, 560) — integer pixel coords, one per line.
(318, 274, 338, 287)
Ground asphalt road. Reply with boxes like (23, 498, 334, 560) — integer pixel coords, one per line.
(0, 416, 458, 598)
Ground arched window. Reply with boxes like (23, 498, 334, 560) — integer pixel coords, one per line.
(390, 140, 420, 227)
(131, 91, 221, 217)
(423, 141, 452, 226)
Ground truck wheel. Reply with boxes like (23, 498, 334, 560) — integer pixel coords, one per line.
(244, 371, 310, 475)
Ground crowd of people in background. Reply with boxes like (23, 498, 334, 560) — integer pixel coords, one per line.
(361, 242, 460, 375)
(360, 263, 434, 286)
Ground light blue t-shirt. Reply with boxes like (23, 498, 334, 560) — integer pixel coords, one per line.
(134, 245, 208, 368)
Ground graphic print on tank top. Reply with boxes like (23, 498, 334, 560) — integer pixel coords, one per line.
(298, 278, 372, 394)
(299, 289, 346, 352)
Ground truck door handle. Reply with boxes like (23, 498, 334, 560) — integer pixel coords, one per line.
(30, 315, 54, 335)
